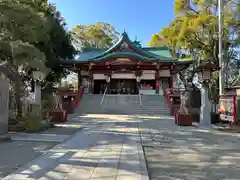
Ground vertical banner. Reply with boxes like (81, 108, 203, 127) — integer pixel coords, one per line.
(219, 95, 236, 122)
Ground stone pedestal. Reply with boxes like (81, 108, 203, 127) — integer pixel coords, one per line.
(0, 79, 10, 140)
(33, 82, 41, 104)
(30, 82, 42, 120)
(30, 104, 41, 117)
(199, 83, 211, 127)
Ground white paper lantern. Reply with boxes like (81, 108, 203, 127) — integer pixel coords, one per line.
(105, 75, 111, 83)
(136, 76, 141, 83)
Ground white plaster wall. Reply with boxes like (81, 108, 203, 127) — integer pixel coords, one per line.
(93, 74, 105, 80)
(142, 70, 155, 74)
(142, 73, 155, 80)
(112, 73, 136, 79)
(93, 72, 155, 80)
(142, 70, 155, 80)
(159, 70, 170, 77)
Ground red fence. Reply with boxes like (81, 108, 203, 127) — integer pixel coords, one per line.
(51, 86, 85, 123)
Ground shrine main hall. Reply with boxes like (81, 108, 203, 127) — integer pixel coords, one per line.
(62, 32, 190, 95)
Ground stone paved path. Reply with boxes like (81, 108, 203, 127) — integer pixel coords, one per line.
(139, 116, 240, 180)
(0, 112, 84, 179)
(4, 94, 240, 180)
(3, 114, 148, 180)
(0, 141, 56, 179)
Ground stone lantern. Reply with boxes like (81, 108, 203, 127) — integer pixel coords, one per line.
(200, 69, 211, 83)
(196, 60, 218, 128)
(30, 69, 47, 119)
(32, 70, 46, 105)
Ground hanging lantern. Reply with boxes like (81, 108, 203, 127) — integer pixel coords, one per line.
(136, 76, 141, 83)
(105, 74, 111, 83)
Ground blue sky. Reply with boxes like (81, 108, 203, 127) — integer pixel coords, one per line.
(49, 0, 175, 46)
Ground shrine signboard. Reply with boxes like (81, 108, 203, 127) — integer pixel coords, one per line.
(219, 95, 236, 122)
(111, 58, 135, 65)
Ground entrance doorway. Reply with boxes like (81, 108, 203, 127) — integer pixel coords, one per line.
(109, 79, 138, 94)
(93, 80, 106, 94)
(93, 79, 138, 94)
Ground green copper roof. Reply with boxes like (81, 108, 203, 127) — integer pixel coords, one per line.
(143, 46, 172, 58)
(76, 50, 104, 62)
(75, 32, 179, 63)
(92, 52, 158, 62)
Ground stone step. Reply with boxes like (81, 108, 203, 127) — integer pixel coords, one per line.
(79, 94, 170, 115)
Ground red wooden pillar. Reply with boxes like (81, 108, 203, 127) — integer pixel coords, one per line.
(169, 75, 174, 89)
(88, 72, 93, 94)
(155, 70, 160, 94)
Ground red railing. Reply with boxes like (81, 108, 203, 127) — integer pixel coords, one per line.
(163, 88, 184, 107)
(163, 88, 184, 116)
(51, 86, 85, 123)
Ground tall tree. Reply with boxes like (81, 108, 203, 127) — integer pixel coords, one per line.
(148, 34, 168, 47)
(0, 0, 50, 117)
(0, 0, 76, 117)
(150, 0, 240, 87)
(71, 22, 120, 51)
(32, 1, 76, 89)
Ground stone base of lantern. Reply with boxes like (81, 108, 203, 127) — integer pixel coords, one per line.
(175, 113, 192, 126)
(0, 134, 11, 142)
(29, 104, 42, 119)
(50, 109, 68, 123)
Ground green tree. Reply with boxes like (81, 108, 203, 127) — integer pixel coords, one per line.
(0, 0, 75, 118)
(0, 0, 50, 117)
(151, 0, 240, 87)
(71, 22, 120, 50)
(33, 1, 76, 90)
(151, 0, 239, 59)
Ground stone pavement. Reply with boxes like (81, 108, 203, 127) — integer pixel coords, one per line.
(0, 112, 85, 179)
(0, 141, 57, 179)
(4, 94, 240, 180)
(138, 115, 240, 180)
(9, 133, 70, 143)
(3, 114, 149, 180)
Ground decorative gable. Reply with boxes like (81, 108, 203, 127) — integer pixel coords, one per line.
(110, 58, 136, 65)
(90, 32, 164, 61)
(120, 42, 129, 50)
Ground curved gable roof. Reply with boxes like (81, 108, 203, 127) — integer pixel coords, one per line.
(74, 32, 178, 63)
(92, 32, 160, 60)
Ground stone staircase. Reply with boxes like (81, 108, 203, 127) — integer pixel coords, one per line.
(78, 94, 170, 115)
(141, 95, 170, 115)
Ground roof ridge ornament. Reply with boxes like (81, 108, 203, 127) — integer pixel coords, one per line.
(120, 42, 129, 49)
